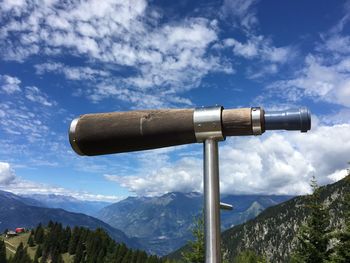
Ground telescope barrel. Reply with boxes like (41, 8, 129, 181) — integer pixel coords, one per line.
(69, 107, 311, 156)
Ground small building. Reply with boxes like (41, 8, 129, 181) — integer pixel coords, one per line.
(6, 231, 17, 238)
(15, 227, 25, 233)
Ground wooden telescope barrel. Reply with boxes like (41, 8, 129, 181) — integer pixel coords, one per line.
(69, 107, 311, 156)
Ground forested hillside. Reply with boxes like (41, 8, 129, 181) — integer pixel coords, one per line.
(221, 175, 350, 262)
(0, 222, 170, 263)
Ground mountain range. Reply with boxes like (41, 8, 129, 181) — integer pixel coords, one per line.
(0, 190, 138, 249)
(97, 192, 292, 255)
(0, 188, 301, 257)
(20, 193, 111, 216)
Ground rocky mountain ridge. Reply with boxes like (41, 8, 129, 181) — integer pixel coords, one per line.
(20, 193, 111, 216)
(221, 176, 350, 262)
(97, 191, 292, 255)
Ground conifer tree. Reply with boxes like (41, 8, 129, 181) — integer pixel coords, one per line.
(68, 227, 80, 255)
(34, 224, 45, 244)
(27, 233, 35, 247)
(48, 220, 54, 229)
(104, 241, 117, 262)
(0, 239, 7, 263)
(328, 172, 350, 262)
(291, 176, 331, 263)
(115, 243, 128, 263)
(74, 239, 85, 263)
(121, 250, 132, 263)
(33, 244, 42, 263)
(11, 242, 31, 263)
(61, 226, 71, 253)
(51, 248, 64, 263)
(182, 214, 204, 263)
(136, 250, 148, 263)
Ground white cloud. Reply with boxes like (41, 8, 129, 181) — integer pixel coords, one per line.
(220, 0, 259, 30)
(223, 35, 292, 64)
(35, 62, 110, 81)
(320, 108, 350, 125)
(327, 169, 348, 182)
(105, 157, 202, 196)
(0, 75, 21, 94)
(322, 35, 350, 54)
(218, 33, 294, 80)
(268, 55, 350, 107)
(266, 3, 350, 107)
(0, 162, 16, 185)
(0, 101, 49, 139)
(105, 123, 350, 196)
(0, 74, 58, 146)
(0, 161, 122, 202)
(0, 0, 232, 107)
(25, 86, 56, 107)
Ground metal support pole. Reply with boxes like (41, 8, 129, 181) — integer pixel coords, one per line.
(204, 138, 221, 263)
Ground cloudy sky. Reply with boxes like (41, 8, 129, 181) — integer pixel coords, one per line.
(1, 0, 350, 201)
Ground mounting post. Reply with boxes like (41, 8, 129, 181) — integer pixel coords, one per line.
(194, 106, 224, 263)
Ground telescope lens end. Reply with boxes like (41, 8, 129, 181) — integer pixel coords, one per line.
(300, 107, 311, 132)
(69, 118, 85, 156)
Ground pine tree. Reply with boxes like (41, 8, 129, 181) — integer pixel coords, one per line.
(182, 214, 205, 263)
(121, 250, 132, 263)
(104, 241, 117, 262)
(115, 243, 128, 263)
(28, 233, 35, 247)
(0, 239, 7, 263)
(291, 176, 331, 263)
(34, 224, 45, 244)
(328, 172, 350, 262)
(34, 244, 42, 262)
(69, 227, 80, 255)
(61, 226, 71, 253)
(48, 220, 54, 229)
(51, 248, 64, 263)
(74, 239, 85, 263)
(11, 242, 32, 263)
(135, 250, 148, 263)
(11, 242, 25, 263)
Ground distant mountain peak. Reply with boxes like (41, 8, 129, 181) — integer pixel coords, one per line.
(97, 191, 292, 256)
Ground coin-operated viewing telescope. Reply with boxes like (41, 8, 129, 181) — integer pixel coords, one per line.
(69, 107, 310, 156)
(69, 106, 311, 263)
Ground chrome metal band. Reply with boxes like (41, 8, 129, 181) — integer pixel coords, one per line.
(251, 107, 262, 135)
(69, 118, 85, 156)
(193, 106, 224, 142)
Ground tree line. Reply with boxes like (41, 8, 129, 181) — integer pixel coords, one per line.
(0, 221, 171, 263)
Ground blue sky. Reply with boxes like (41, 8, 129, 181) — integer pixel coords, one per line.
(0, 0, 350, 201)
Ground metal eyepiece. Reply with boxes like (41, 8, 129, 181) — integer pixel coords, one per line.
(264, 107, 311, 132)
(69, 118, 85, 156)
